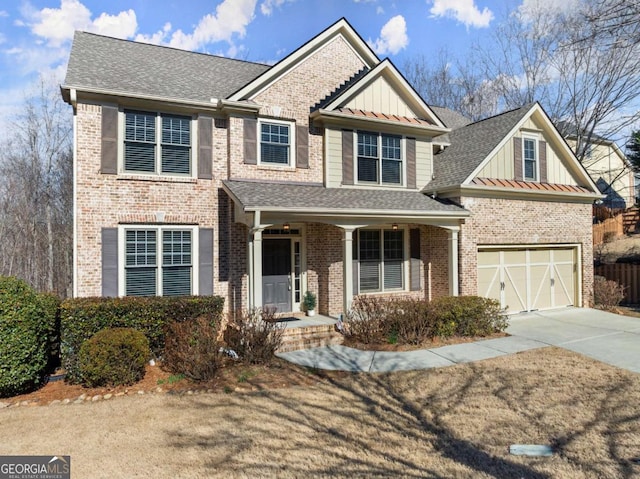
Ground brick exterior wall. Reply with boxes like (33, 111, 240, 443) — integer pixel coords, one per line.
(229, 36, 367, 184)
(456, 196, 594, 307)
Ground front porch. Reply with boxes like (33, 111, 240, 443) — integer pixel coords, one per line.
(223, 180, 469, 318)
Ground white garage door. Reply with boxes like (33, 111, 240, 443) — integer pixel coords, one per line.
(477, 247, 577, 313)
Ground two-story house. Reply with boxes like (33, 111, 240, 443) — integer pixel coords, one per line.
(558, 122, 635, 209)
(61, 19, 601, 315)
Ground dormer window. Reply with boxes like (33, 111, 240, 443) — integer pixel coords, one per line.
(357, 131, 403, 185)
(523, 137, 538, 181)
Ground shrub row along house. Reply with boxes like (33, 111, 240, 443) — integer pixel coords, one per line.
(61, 19, 601, 315)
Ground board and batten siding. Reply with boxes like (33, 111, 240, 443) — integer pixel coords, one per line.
(326, 128, 433, 189)
(477, 128, 577, 186)
(344, 76, 416, 118)
(415, 137, 432, 189)
(326, 127, 343, 187)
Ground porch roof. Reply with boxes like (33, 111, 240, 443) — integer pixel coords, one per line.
(223, 180, 469, 218)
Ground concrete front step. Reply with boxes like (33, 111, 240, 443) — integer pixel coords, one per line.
(278, 324, 344, 353)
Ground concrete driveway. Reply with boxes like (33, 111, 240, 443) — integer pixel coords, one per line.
(507, 308, 640, 373)
(279, 307, 640, 374)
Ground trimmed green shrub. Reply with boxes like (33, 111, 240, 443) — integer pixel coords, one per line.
(60, 295, 224, 383)
(164, 317, 224, 381)
(78, 328, 150, 387)
(427, 296, 507, 337)
(0, 277, 58, 397)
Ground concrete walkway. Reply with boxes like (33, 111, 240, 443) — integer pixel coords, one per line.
(277, 308, 640, 374)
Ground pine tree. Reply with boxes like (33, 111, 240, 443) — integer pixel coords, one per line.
(626, 130, 640, 171)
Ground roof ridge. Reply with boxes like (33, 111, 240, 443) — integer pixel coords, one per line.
(74, 30, 268, 67)
(462, 102, 535, 128)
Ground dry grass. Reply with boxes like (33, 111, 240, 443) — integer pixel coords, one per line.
(1, 348, 639, 478)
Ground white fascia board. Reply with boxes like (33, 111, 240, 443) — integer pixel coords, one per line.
(241, 205, 470, 218)
(228, 19, 379, 102)
(63, 85, 223, 112)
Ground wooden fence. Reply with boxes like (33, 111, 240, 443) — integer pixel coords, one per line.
(595, 263, 640, 304)
(593, 215, 623, 245)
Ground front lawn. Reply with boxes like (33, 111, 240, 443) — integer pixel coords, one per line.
(1, 347, 638, 478)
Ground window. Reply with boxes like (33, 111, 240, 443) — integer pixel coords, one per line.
(125, 228, 192, 296)
(124, 110, 192, 175)
(357, 132, 403, 185)
(358, 229, 405, 292)
(523, 137, 538, 181)
(260, 121, 291, 165)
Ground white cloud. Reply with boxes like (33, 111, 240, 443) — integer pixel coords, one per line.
(135, 23, 172, 45)
(376, 6, 385, 14)
(369, 15, 408, 55)
(260, 0, 295, 16)
(24, 0, 137, 47)
(429, 0, 494, 28)
(167, 0, 257, 51)
(0, 10, 8, 18)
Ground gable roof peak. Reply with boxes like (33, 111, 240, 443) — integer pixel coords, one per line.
(228, 17, 380, 101)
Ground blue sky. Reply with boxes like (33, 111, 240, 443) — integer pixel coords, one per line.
(0, 0, 516, 125)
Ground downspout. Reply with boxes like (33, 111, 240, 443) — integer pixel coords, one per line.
(71, 89, 78, 297)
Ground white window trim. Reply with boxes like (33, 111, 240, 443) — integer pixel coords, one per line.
(257, 118, 296, 167)
(117, 224, 199, 297)
(354, 131, 406, 187)
(522, 135, 539, 182)
(357, 226, 409, 294)
(117, 109, 198, 178)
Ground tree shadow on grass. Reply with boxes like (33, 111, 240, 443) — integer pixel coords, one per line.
(163, 350, 640, 478)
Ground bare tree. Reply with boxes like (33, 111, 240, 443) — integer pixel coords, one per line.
(0, 77, 73, 296)
(403, 0, 640, 168)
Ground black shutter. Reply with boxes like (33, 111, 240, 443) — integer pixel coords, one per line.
(513, 137, 523, 181)
(296, 124, 309, 169)
(101, 228, 118, 297)
(198, 116, 212, 179)
(406, 137, 416, 189)
(409, 228, 421, 291)
(101, 105, 118, 174)
(539, 140, 547, 183)
(243, 118, 257, 164)
(342, 130, 353, 185)
(199, 228, 214, 295)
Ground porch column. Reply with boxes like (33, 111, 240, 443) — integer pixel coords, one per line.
(253, 229, 263, 308)
(342, 227, 354, 314)
(448, 228, 459, 296)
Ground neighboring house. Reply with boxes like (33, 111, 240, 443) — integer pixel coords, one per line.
(558, 122, 635, 209)
(61, 19, 601, 315)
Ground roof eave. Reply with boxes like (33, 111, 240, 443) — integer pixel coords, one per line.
(60, 84, 225, 111)
(311, 109, 449, 136)
(426, 184, 603, 203)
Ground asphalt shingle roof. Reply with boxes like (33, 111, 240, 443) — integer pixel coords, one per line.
(430, 106, 471, 130)
(63, 31, 270, 103)
(223, 180, 467, 214)
(425, 104, 534, 192)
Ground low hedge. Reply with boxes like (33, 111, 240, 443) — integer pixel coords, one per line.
(79, 328, 150, 387)
(60, 295, 224, 383)
(0, 277, 58, 397)
(344, 295, 507, 345)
